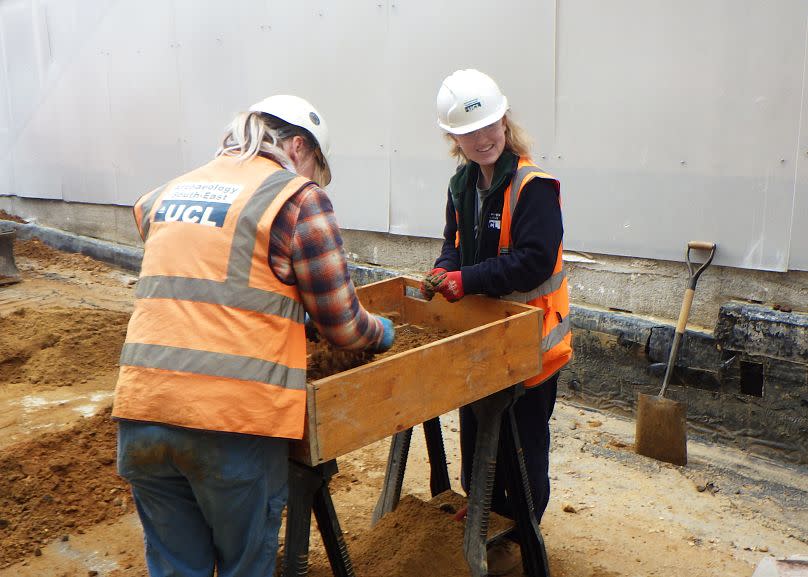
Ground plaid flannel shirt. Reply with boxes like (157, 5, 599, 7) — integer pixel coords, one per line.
(269, 185, 383, 350)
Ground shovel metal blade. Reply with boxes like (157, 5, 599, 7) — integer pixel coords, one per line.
(635, 392, 687, 466)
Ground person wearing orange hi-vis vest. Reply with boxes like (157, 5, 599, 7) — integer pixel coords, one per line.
(421, 69, 571, 575)
(113, 95, 395, 577)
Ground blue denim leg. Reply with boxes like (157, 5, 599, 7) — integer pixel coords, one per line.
(117, 420, 289, 577)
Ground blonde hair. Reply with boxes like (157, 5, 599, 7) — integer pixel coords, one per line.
(445, 112, 533, 163)
(217, 111, 332, 187)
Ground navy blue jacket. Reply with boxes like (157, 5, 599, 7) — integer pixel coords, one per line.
(433, 151, 563, 297)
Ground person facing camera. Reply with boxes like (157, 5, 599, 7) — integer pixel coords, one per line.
(422, 69, 572, 575)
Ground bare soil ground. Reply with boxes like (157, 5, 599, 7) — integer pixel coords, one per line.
(0, 237, 806, 577)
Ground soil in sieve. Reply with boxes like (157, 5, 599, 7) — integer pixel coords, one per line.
(306, 323, 454, 381)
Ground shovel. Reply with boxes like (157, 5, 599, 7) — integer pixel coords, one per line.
(635, 241, 716, 466)
(0, 228, 21, 286)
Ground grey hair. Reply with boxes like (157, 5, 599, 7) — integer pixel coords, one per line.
(216, 111, 294, 168)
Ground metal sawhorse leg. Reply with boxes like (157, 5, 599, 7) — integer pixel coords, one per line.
(371, 417, 451, 524)
(373, 386, 551, 577)
(283, 460, 354, 577)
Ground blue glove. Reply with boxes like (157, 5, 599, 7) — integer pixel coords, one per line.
(372, 315, 395, 353)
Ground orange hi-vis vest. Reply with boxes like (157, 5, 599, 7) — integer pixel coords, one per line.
(113, 155, 313, 439)
(498, 157, 572, 386)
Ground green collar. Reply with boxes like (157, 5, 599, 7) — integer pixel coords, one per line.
(448, 150, 519, 207)
(448, 150, 519, 266)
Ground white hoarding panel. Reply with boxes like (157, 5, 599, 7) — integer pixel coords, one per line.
(1, 0, 110, 201)
(101, 1, 183, 205)
(1, 1, 806, 270)
(1, 0, 61, 199)
(0, 10, 10, 162)
(386, 0, 557, 239)
(263, 1, 390, 232)
(171, 1, 254, 173)
(552, 0, 805, 271)
(1, 1, 38, 135)
(789, 19, 808, 271)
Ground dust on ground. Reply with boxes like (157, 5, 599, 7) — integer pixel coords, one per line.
(0, 239, 806, 577)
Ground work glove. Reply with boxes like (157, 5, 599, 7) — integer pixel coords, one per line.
(304, 312, 320, 343)
(419, 267, 447, 300)
(431, 270, 465, 302)
(370, 315, 395, 353)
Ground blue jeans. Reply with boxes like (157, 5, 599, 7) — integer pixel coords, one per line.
(117, 420, 288, 577)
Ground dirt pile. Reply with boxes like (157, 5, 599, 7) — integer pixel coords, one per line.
(0, 307, 129, 390)
(14, 238, 112, 274)
(308, 494, 470, 577)
(0, 210, 26, 223)
(0, 407, 130, 568)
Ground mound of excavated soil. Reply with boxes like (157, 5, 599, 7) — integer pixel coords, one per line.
(14, 238, 112, 274)
(351, 494, 469, 577)
(305, 494, 470, 577)
(0, 210, 26, 223)
(0, 307, 129, 390)
(0, 407, 129, 568)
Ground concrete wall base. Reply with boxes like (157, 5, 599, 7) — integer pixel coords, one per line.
(2, 196, 806, 326)
(561, 304, 808, 465)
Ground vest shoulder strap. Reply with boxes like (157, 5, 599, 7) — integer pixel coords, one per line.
(499, 159, 559, 252)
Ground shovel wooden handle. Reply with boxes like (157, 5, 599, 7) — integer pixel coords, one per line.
(659, 241, 717, 398)
(675, 288, 695, 335)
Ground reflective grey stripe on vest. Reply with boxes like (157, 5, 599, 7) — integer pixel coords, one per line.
(509, 165, 542, 219)
(502, 268, 567, 303)
(543, 315, 571, 351)
(139, 185, 167, 240)
(120, 343, 307, 390)
(501, 165, 543, 250)
(135, 276, 302, 319)
(228, 170, 300, 284)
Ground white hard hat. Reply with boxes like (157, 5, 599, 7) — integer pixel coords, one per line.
(436, 69, 509, 135)
(249, 94, 331, 157)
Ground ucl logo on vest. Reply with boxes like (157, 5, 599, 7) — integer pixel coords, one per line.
(153, 182, 243, 227)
